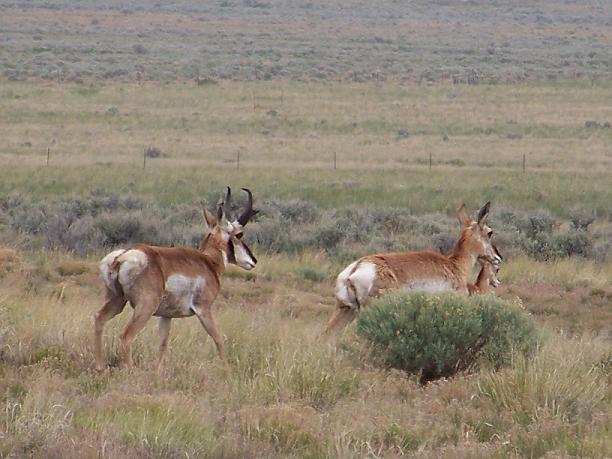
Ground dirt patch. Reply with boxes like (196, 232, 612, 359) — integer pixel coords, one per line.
(0, 249, 19, 268)
(501, 283, 612, 339)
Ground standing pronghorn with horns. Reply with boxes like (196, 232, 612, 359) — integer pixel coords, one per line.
(324, 202, 501, 335)
(94, 187, 258, 371)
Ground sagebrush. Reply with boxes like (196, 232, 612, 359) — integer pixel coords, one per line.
(356, 292, 540, 383)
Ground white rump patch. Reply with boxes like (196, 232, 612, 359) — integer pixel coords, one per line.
(335, 261, 358, 307)
(347, 261, 377, 306)
(99, 249, 126, 293)
(116, 249, 149, 293)
(157, 274, 206, 318)
(403, 278, 452, 293)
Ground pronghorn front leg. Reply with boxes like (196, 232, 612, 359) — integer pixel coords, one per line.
(157, 317, 172, 372)
(191, 304, 226, 360)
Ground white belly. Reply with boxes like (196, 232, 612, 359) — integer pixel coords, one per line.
(155, 274, 206, 318)
(402, 278, 452, 293)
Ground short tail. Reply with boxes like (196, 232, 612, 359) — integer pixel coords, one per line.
(335, 275, 360, 310)
(99, 249, 126, 295)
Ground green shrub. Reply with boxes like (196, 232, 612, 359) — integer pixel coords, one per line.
(297, 266, 326, 283)
(356, 292, 539, 383)
(524, 230, 592, 261)
(95, 214, 147, 246)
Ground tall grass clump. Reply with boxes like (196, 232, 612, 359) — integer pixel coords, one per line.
(356, 292, 539, 383)
(475, 336, 611, 457)
(221, 311, 360, 409)
(75, 402, 220, 458)
(477, 336, 609, 424)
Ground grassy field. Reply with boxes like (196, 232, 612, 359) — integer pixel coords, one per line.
(0, 249, 610, 458)
(0, 76, 611, 457)
(1, 79, 612, 215)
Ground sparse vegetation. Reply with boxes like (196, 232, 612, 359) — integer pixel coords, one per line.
(1, 1, 610, 83)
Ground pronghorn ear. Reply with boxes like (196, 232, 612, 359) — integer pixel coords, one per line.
(202, 208, 217, 231)
(457, 204, 470, 226)
(477, 201, 491, 227)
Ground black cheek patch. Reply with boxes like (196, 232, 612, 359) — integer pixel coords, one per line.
(227, 240, 237, 264)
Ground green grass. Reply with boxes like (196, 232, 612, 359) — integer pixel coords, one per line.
(75, 402, 220, 457)
(1, 163, 611, 218)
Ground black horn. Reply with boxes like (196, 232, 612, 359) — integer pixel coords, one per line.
(237, 188, 258, 226)
(477, 201, 491, 223)
(221, 186, 232, 219)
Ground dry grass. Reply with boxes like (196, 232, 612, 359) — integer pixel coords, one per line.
(0, 250, 610, 458)
(3, 80, 612, 173)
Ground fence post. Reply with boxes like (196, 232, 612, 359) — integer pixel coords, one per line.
(429, 152, 432, 170)
(522, 153, 526, 173)
(334, 151, 337, 170)
(237, 150, 240, 170)
(46, 147, 50, 166)
(143, 147, 147, 169)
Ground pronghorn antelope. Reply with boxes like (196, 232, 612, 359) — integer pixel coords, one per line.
(324, 202, 501, 334)
(468, 243, 503, 295)
(94, 188, 258, 371)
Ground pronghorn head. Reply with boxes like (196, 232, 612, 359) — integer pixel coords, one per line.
(484, 242, 503, 288)
(201, 187, 258, 270)
(457, 201, 502, 266)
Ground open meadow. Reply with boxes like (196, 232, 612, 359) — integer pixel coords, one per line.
(0, 76, 611, 458)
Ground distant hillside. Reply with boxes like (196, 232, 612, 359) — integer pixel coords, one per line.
(1, 0, 611, 82)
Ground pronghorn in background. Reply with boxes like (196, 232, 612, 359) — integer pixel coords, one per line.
(94, 188, 258, 371)
(324, 202, 501, 335)
(468, 243, 503, 295)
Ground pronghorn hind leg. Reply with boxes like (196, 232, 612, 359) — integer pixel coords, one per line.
(191, 306, 226, 360)
(120, 296, 158, 369)
(323, 305, 357, 336)
(94, 291, 127, 371)
(157, 317, 172, 373)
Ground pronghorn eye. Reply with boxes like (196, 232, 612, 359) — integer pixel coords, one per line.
(235, 232, 244, 239)
(487, 230, 493, 238)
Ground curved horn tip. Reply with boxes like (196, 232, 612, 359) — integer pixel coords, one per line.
(478, 201, 491, 216)
(236, 188, 257, 226)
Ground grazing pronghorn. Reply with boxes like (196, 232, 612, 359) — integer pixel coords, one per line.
(468, 243, 503, 295)
(94, 188, 258, 371)
(324, 202, 501, 334)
